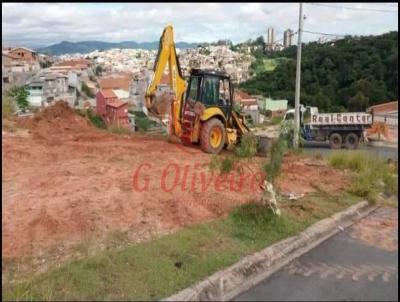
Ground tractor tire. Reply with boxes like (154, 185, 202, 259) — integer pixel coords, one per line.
(345, 132, 359, 149)
(200, 118, 226, 154)
(329, 132, 342, 149)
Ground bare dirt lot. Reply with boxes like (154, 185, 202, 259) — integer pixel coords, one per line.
(2, 102, 350, 267)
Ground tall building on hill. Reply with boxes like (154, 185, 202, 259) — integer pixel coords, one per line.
(266, 27, 275, 51)
(283, 29, 293, 48)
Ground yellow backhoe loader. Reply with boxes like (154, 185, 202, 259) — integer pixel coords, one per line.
(145, 25, 251, 154)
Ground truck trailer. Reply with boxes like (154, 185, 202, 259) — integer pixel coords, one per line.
(282, 105, 373, 149)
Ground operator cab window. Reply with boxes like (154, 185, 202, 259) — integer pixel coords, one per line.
(285, 112, 294, 120)
(218, 78, 230, 107)
(201, 76, 219, 106)
(186, 76, 201, 103)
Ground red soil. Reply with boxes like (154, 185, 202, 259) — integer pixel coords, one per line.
(2, 101, 349, 263)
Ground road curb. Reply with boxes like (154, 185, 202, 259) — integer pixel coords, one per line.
(164, 201, 377, 301)
(367, 140, 398, 149)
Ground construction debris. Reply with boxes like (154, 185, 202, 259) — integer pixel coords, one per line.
(260, 180, 281, 216)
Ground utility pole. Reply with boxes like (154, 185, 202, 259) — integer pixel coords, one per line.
(294, 2, 304, 148)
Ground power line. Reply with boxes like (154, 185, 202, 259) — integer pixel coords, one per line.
(309, 3, 398, 13)
(302, 30, 398, 42)
(274, 31, 298, 44)
(303, 30, 345, 37)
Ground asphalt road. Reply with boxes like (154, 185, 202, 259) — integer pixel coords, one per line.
(302, 142, 398, 161)
(234, 207, 398, 301)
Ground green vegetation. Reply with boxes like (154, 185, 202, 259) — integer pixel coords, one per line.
(240, 31, 398, 112)
(2, 96, 16, 118)
(3, 191, 362, 301)
(95, 65, 103, 76)
(86, 109, 106, 129)
(234, 132, 258, 158)
(129, 111, 158, 132)
(8, 86, 29, 111)
(263, 138, 287, 184)
(250, 58, 279, 75)
(329, 151, 398, 204)
(270, 115, 283, 125)
(209, 132, 259, 175)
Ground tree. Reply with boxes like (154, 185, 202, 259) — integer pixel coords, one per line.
(239, 31, 398, 111)
(95, 65, 103, 76)
(348, 91, 369, 112)
(8, 86, 29, 112)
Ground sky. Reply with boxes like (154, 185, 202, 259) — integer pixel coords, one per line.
(2, 2, 398, 48)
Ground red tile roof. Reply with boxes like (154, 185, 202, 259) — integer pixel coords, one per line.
(100, 89, 117, 99)
(107, 100, 128, 108)
(100, 77, 130, 91)
(54, 59, 90, 68)
(235, 90, 255, 100)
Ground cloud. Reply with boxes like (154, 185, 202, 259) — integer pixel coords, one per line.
(2, 2, 398, 47)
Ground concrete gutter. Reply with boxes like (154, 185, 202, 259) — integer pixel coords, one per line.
(164, 201, 377, 301)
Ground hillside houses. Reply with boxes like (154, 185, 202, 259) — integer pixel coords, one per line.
(2, 47, 41, 92)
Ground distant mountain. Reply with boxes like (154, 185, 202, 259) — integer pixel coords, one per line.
(36, 40, 199, 55)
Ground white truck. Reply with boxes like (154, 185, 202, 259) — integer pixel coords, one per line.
(282, 105, 373, 149)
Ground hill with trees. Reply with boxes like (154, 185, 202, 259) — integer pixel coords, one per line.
(238, 31, 398, 112)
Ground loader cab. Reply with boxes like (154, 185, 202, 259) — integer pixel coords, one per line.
(185, 69, 233, 119)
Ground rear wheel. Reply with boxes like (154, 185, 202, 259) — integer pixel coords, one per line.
(329, 132, 342, 149)
(345, 132, 359, 149)
(200, 118, 226, 154)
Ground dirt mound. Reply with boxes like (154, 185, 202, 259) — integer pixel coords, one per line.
(16, 101, 93, 139)
(276, 154, 350, 195)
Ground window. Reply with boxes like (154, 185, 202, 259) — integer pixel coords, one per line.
(285, 112, 294, 120)
(218, 78, 230, 107)
(186, 76, 201, 102)
(201, 76, 219, 106)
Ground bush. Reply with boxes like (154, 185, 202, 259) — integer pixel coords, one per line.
(271, 115, 283, 125)
(135, 116, 153, 132)
(2, 96, 16, 118)
(86, 109, 106, 129)
(279, 120, 305, 149)
(8, 86, 29, 111)
(234, 132, 258, 158)
(329, 151, 398, 203)
(209, 155, 236, 174)
(263, 137, 287, 184)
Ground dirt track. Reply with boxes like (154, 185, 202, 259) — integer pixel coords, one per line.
(2, 102, 349, 262)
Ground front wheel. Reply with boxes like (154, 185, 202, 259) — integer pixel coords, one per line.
(200, 118, 226, 154)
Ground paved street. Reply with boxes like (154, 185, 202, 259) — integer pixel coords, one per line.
(235, 207, 398, 301)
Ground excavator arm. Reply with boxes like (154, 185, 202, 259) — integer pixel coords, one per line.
(145, 25, 187, 137)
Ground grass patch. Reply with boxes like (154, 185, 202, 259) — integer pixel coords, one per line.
(329, 150, 398, 204)
(270, 115, 283, 125)
(86, 109, 107, 129)
(3, 190, 363, 301)
(108, 125, 132, 135)
(2, 96, 16, 119)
